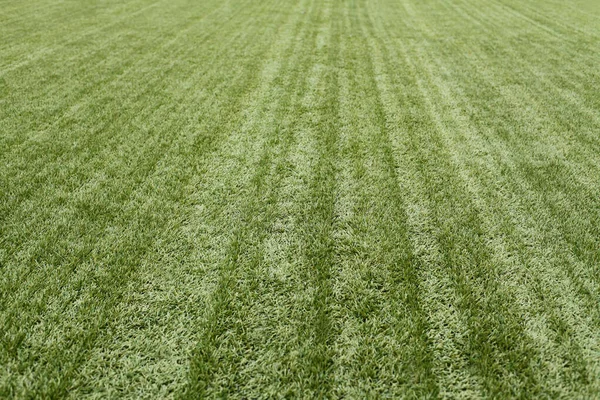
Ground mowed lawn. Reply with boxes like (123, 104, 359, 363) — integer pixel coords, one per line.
(1, 0, 600, 398)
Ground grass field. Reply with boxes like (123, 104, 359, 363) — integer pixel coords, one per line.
(1, 0, 600, 398)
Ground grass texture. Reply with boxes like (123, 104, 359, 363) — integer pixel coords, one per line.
(1, 0, 600, 398)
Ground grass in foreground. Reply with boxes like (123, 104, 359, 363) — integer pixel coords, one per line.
(1, 0, 600, 398)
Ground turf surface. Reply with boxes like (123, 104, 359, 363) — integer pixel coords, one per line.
(1, 0, 600, 398)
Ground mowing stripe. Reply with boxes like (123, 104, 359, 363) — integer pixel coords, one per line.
(415, 7, 600, 393)
(70, 2, 317, 396)
(331, 0, 437, 397)
(392, 2, 550, 396)
(360, 2, 484, 397)
(362, 0, 563, 397)
(287, 1, 343, 396)
(179, 1, 329, 397)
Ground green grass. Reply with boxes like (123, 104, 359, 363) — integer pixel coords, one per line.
(1, 0, 600, 398)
